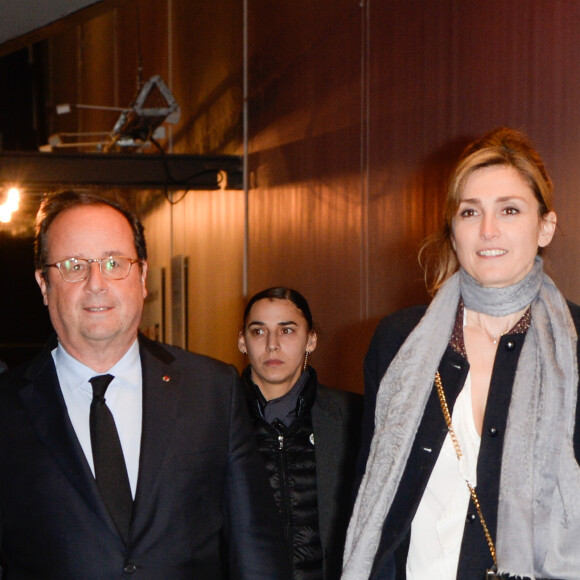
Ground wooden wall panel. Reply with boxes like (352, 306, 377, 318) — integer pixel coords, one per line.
(141, 188, 245, 366)
(169, 189, 245, 365)
(115, 0, 169, 111)
(366, 0, 580, 322)
(140, 195, 172, 342)
(366, 1, 463, 321)
(39, 0, 580, 394)
(247, 0, 580, 391)
(246, 0, 365, 391)
(78, 12, 118, 134)
(170, 0, 243, 154)
(247, 179, 363, 392)
(448, 1, 580, 302)
(46, 31, 81, 137)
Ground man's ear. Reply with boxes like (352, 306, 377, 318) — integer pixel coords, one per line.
(140, 262, 148, 299)
(35, 270, 49, 306)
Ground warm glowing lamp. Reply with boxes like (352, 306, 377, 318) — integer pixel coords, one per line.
(0, 187, 21, 223)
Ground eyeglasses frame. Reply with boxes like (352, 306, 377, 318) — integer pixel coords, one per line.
(44, 256, 142, 283)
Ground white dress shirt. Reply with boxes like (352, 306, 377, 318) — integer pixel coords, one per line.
(52, 339, 143, 498)
(406, 372, 481, 579)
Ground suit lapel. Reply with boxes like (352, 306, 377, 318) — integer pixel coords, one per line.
(17, 345, 115, 532)
(132, 336, 181, 518)
(20, 336, 184, 540)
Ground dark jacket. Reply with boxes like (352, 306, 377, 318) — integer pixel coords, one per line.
(0, 335, 289, 579)
(356, 303, 580, 579)
(242, 366, 362, 580)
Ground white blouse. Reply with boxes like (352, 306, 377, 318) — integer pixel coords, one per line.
(406, 372, 481, 579)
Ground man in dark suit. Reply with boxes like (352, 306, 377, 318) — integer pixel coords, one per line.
(0, 191, 288, 579)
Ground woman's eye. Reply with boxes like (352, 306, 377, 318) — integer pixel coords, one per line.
(251, 329, 265, 336)
(281, 327, 293, 334)
(503, 207, 519, 215)
(459, 208, 477, 218)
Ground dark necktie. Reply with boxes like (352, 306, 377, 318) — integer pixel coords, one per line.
(89, 374, 133, 542)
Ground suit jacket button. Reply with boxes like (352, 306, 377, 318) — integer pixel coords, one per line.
(124, 562, 137, 574)
(487, 427, 498, 437)
(466, 513, 476, 523)
(505, 340, 515, 350)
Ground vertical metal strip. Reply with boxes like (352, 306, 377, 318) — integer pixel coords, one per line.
(360, 0, 371, 319)
(167, 0, 174, 154)
(242, 0, 249, 298)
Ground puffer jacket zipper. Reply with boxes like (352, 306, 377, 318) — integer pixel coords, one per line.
(275, 427, 293, 550)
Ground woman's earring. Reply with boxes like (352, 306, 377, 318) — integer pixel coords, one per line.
(242, 349, 247, 355)
(303, 350, 309, 372)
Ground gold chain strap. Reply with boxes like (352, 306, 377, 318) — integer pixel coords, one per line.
(434, 371, 498, 569)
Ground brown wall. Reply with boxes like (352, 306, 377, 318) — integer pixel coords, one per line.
(42, 0, 580, 393)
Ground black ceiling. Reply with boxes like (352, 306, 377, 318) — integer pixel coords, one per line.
(0, 0, 132, 57)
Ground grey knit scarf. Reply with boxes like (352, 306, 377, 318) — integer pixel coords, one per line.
(342, 257, 580, 579)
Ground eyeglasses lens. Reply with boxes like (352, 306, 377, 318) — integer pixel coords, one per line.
(58, 257, 132, 281)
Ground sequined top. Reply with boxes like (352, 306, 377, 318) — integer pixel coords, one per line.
(450, 300, 532, 359)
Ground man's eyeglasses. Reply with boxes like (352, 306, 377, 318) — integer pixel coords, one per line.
(44, 256, 141, 283)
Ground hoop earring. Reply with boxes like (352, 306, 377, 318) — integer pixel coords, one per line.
(303, 350, 309, 372)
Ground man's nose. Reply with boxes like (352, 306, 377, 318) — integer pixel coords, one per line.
(85, 261, 106, 290)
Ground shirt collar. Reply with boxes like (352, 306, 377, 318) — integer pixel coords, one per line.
(53, 339, 141, 393)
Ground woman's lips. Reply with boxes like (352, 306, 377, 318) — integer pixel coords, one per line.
(264, 359, 283, 366)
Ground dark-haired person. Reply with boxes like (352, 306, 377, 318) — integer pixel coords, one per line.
(343, 128, 580, 579)
(0, 190, 289, 579)
(238, 287, 362, 580)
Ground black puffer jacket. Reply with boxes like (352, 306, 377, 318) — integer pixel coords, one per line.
(242, 366, 323, 580)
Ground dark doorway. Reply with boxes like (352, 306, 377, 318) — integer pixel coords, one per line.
(0, 234, 52, 368)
